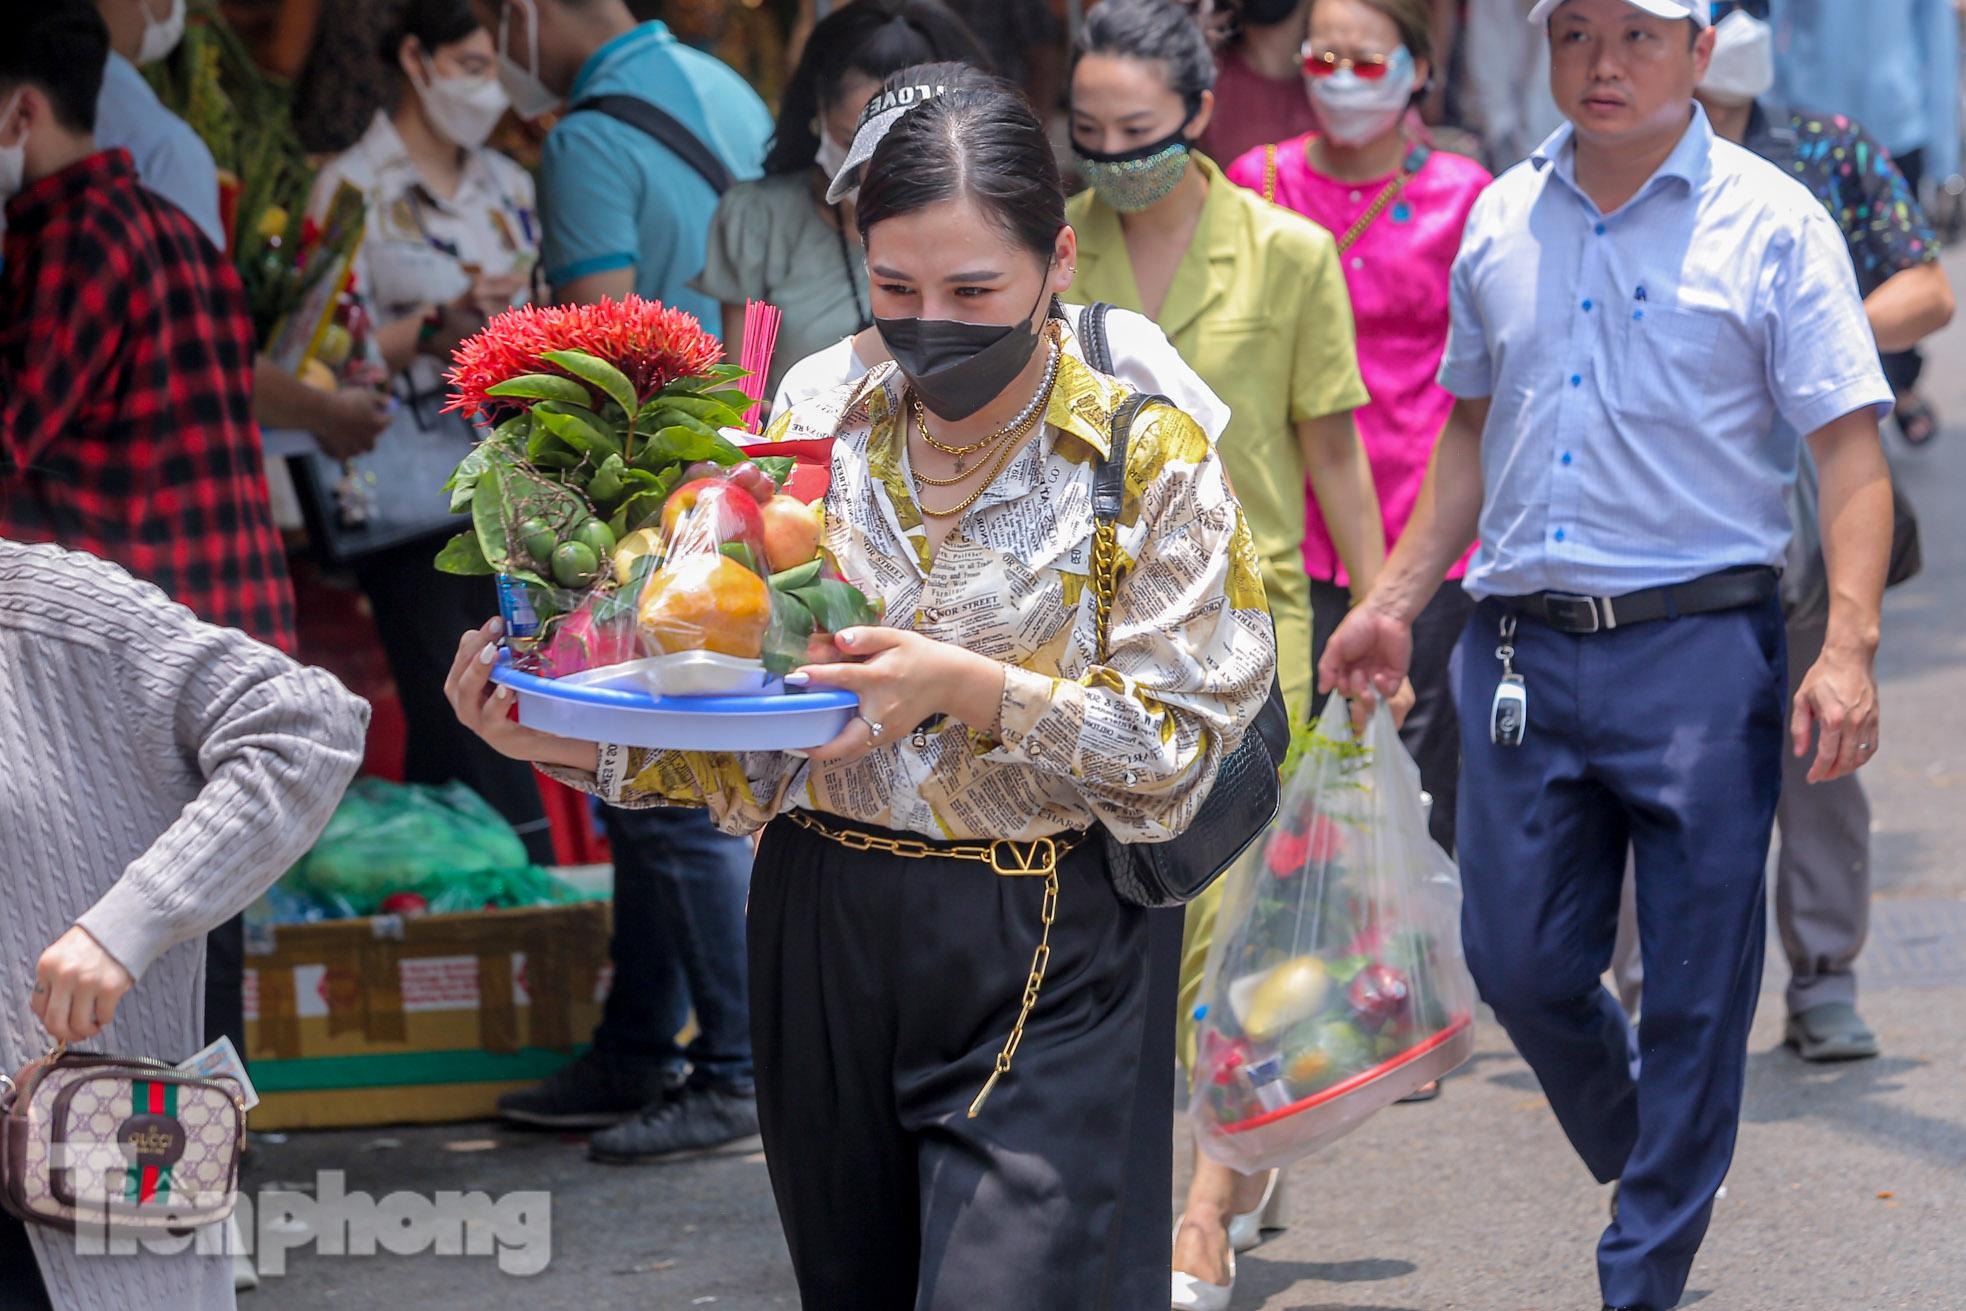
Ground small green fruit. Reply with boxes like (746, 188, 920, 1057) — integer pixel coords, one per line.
(550, 541, 601, 588)
(518, 518, 557, 568)
(572, 519, 616, 557)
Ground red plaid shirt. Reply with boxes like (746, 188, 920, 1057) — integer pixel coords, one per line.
(0, 150, 295, 652)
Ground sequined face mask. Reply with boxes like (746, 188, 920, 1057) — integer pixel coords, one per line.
(1073, 116, 1198, 214)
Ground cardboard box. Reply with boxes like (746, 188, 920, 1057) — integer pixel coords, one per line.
(243, 902, 612, 1130)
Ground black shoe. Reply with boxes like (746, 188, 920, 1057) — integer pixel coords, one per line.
(587, 1083, 761, 1164)
(1603, 1304, 1658, 1310)
(495, 1050, 681, 1129)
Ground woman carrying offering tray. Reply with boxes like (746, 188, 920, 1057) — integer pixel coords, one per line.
(444, 78, 1276, 1311)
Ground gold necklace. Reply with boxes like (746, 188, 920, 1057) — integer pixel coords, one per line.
(909, 397, 1041, 486)
(916, 424, 1034, 520)
(912, 364, 1061, 519)
(916, 330, 1062, 470)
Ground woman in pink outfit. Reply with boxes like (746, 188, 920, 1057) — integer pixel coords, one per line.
(1227, 0, 1488, 857)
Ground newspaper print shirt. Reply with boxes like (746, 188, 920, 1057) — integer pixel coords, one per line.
(544, 340, 1277, 842)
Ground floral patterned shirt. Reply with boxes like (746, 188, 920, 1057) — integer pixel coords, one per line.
(545, 339, 1277, 841)
(1751, 103, 1941, 297)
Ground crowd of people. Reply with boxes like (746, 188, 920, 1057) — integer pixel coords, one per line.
(0, 0, 1947, 1308)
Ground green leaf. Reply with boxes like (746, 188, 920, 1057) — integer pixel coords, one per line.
(761, 591, 814, 678)
(768, 559, 822, 592)
(701, 363, 750, 385)
(615, 465, 682, 534)
(703, 388, 758, 413)
(790, 578, 878, 634)
(719, 541, 761, 575)
(471, 461, 513, 572)
(531, 450, 584, 471)
(485, 373, 592, 405)
(541, 349, 638, 418)
(635, 425, 744, 471)
(753, 455, 795, 489)
(532, 401, 623, 460)
(588, 452, 627, 503)
(659, 394, 748, 427)
(434, 530, 493, 575)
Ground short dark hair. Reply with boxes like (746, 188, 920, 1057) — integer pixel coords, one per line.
(379, 0, 485, 69)
(0, 0, 109, 134)
(1076, 0, 1218, 106)
(765, 0, 992, 176)
(855, 76, 1066, 264)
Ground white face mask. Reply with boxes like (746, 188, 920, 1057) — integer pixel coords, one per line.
(1701, 11, 1775, 105)
(417, 56, 511, 150)
(1306, 45, 1418, 147)
(137, 0, 187, 66)
(496, 0, 562, 122)
(0, 92, 26, 204)
(814, 127, 849, 180)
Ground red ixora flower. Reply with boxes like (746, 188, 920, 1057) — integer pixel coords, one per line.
(445, 295, 724, 416)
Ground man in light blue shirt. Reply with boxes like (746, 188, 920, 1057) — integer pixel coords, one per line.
(94, 50, 222, 250)
(1322, 2, 1895, 1308)
(90, 0, 222, 250)
(474, 0, 771, 318)
(470, 0, 766, 1168)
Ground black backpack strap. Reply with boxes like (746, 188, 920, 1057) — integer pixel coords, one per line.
(1079, 302, 1116, 376)
(569, 95, 736, 196)
(1093, 391, 1168, 526)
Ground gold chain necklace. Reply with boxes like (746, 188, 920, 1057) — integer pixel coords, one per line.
(915, 423, 1034, 520)
(909, 397, 1042, 486)
(916, 328, 1062, 470)
(911, 366, 1061, 519)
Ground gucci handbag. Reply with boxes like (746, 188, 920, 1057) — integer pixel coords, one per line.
(1089, 390, 1291, 908)
(0, 1046, 245, 1234)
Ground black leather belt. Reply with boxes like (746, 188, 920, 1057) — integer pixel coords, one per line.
(1499, 566, 1779, 635)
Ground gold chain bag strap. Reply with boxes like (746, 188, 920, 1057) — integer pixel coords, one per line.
(1, 1045, 245, 1234)
(1260, 140, 1433, 254)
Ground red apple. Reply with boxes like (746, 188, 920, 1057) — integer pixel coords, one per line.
(660, 477, 767, 561)
(1346, 964, 1412, 1034)
(759, 494, 822, 572)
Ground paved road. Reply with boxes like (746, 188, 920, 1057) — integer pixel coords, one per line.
(244, 257, 1966, 1311)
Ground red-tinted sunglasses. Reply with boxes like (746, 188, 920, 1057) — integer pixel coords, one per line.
(1301, 47, 1394, 79)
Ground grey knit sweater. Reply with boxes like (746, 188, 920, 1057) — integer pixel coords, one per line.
(0, 540, 369, 1311)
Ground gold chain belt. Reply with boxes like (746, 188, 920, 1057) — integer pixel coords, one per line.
(784, 809, 1079, 1118)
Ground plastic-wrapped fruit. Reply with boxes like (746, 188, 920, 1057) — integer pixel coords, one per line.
(572, 519, 616, 558)
(1302, 1017, 1375, 1082)
(612, 527, 663, 586)
(550, 541, 601, 588)
(519, 518, 557, 568)
(1230, 956, 1331, 1041)
(1346, 963, 1412, 1034)
(637, 552, 771, 658)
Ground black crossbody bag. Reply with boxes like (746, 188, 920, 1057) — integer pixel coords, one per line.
(1081, 303, 1290, 907)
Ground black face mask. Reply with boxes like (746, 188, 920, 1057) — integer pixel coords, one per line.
(874, 272, 1052, 421)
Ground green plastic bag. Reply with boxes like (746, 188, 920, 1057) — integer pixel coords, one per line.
(280, 778, 577, 918)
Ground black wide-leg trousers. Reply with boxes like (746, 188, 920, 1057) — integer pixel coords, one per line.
(750, 814, 1171, 1310)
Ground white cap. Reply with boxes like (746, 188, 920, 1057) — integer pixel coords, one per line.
(824, 81, 956, 205)
(1527, 0, 1712, 25)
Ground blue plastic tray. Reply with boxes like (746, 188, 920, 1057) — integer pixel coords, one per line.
(490, 657, 859, 750)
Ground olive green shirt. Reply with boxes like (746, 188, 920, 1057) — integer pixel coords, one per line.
(1066, 153, 1370, 721)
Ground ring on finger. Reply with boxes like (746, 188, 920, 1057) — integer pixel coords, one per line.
(858, 714, 886, 742)
(31, 982, 47, 996)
